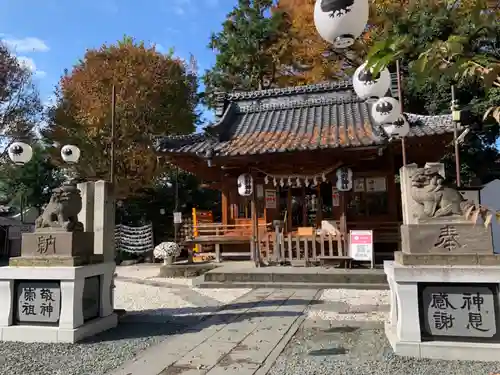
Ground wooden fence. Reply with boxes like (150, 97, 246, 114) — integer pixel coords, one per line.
(259, 230, 348, 265)
(181, 221, 401, 265)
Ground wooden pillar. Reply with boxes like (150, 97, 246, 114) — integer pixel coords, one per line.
(287, 188, 292, 232)
(251, 181, 260, 267)
(221, 183, 230, 226)
(387, 148, 398, 219)
(301, 186, 307, 227)
(339, 192, 347, 256)
(316, 184, 323, 226)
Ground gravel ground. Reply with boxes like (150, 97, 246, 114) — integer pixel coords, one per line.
(270, 288, 500, 375)
(0, 275, 250, 375)
(307, 289, 390, 322)
(269, 321, 500, 375)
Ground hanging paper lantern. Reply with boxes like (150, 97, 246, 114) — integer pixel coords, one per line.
(273, 178, 277, 187)
(8, 141, 33, 165)
(371, 97, 401, 124)
(280, 178, 285, 187)
(237, 174, 253, 196)
(313, 176, 319, 186)
(383, 115, 410, 139)
(287, 177, 292, 186)
(296, 177, 301, 187)
(264, 176, 269, 184)
(305, 178, 310, 187)
(353, 62, 391, 100)
(314, 0, 369, 49)
(322, 173, 327, 182)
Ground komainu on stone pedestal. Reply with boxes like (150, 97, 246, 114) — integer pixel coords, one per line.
(397, 165, 499, 266)
(410, 167, 475, 221)
(35, 182, 84, 232)
(10, 181, 98, 267)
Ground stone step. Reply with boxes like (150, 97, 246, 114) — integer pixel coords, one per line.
(196, 281, 389, 290)
(203, 268, 387, 285)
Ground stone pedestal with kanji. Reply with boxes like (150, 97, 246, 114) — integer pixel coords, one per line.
(384, 262, 500, 361)
(0, 180, 117, 343)
(385, 163, 500, 361)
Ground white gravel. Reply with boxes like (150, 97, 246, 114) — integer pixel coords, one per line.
(306, 289, 390, 322)
(269, 324, 500, 375)
(270, 288, 500, 375)
(0, 274, 250, 375)
(114, 281, 205, 316)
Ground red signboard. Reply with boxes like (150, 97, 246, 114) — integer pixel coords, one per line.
(350, 232, 373, 245)
(349, 230, 374, 264)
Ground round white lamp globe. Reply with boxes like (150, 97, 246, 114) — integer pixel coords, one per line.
(371, 97, 401, 124)
(314, 0, 369, 49)
(8, 142, 33, 165)
(353, 62, 391, 100)
(61, 144, 81, 164)
(382, 115, 410, 139)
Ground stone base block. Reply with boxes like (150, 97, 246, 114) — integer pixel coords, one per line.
(385, 323, 500, 362)
(0, 262, 117, 343)
(21, 231, 94, 258)
(394, 251, 500, 266)
(9, 254, 104, 267)
(385, 261, 500, 361)
(0, 313, 118, 343)
(401, 223, 493, 254)
(158, 263, 217, 278)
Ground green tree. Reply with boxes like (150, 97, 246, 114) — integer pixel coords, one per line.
(366, 0, 499, 121)
(117, 169, 221, 243)
(44, 37, 199, 198)
(0, 41, 42, 153)
(363, 0, 500, 184)
(203, 0, 292, 106)
(0, 144, 64, 215)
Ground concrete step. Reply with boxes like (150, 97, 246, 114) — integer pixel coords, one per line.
(203, 268, 387, 285)
(196, 281, 389, 290)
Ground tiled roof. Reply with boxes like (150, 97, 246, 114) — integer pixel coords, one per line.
(156, 80, 455, 157)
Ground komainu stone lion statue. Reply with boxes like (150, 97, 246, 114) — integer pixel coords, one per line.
(410, 168, 474, 219)
(35, 183, 84, 232)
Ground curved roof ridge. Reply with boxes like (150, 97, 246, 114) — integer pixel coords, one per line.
(236, 95, 366, 113)
(226, 80, 353, 101)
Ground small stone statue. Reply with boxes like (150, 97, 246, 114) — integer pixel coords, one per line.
(35, 182, 84, 232)
(410, 167, 475, 220)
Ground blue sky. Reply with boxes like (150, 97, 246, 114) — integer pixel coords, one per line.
(0, 0, 237, 125)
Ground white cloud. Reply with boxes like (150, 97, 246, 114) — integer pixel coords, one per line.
(3, 37, 49, 53)
(155, 43, 166, 53)
(172, 0, 193, 15)
(16, 56, 46, 78)
(174, 6, 185, 15)
(43, 94, 57, 108)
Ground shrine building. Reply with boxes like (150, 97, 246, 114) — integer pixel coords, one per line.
(155, 78, 455, 264)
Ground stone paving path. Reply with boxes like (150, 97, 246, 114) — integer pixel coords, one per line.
(109, 288, 319, 375)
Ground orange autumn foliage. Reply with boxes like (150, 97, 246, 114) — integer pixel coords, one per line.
(44, 37, 198, 198)
(273, 0, 420, 85)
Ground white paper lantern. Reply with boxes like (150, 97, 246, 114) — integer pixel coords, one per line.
(371, 97, 401, 124)
(314, 0, 369, 49)
(61, 144, 81, 164)
(8, 141, 33, 165)
(353, 62, 391, 100)
(383, 115, 410, 139)
(237, 173, 253, 196)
